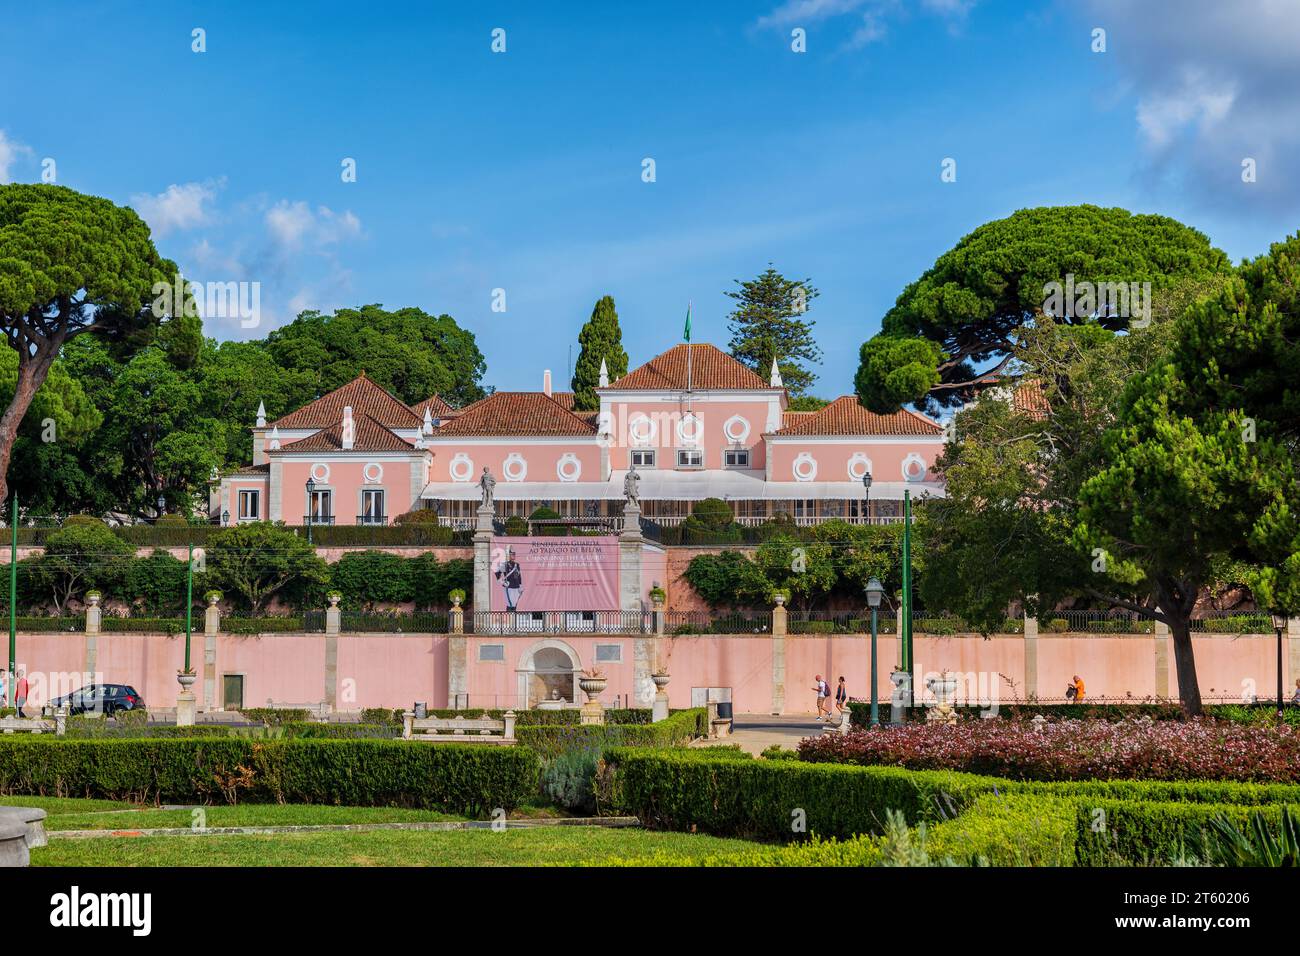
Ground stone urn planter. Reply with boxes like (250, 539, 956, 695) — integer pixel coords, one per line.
(578, 676, 608, 703)
(651, 673, 671, 693)
(926, 672, 959, 725)
(176, 670, 197, 691)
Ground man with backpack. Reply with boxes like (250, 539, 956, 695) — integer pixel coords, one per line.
(812, 674, 832, 720)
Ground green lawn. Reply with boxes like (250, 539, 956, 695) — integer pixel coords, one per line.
(32, 826, 756, 866)
(0, 795, 136, 814)
(42, 804, 469, 831)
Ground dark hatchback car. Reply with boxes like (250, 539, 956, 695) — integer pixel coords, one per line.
(47, 684, 145, 717)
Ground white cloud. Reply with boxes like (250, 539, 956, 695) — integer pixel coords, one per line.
(130, 181, 220, 236)
(265, 200, 362, 251)
(757, 0, 975, 48)
(0, 130, 33, 184)
(1084, 0, 1300, 206)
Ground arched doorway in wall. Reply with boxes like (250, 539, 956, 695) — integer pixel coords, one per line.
(517, 640, 579, 707)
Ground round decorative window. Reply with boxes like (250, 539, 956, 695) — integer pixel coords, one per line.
(449, 453, 474, 482)
(901, 453, 927, 481)
(502, 453, 527, 481)
(628, 414, 657, 445)
(310, 463, 330, 483)
(676, 413, 703, 445)
(363, 462, 384, 484)
(556, 453, 582, 482)
(792, 452, 818, 482)
(846, 453, 872, 481)
(723, 415, 750, 444)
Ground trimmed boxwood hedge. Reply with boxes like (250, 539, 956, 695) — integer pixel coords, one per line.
(602, 747, 999, 841)
(0, 738, 539, 814)
(518, 709, 706, 759)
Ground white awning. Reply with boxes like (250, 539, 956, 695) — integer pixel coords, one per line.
(420, 470, 943, 501)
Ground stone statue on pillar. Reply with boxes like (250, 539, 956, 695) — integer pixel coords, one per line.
(623, 464, 640, 506)
(479, 467, 496, 509)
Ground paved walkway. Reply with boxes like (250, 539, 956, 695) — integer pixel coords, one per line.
(693, 713, 844, 756)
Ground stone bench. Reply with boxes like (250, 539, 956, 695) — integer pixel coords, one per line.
(0, 708, 66, 735)
(0, 822, 28, 867)
(402, 710, 517, 743)
(0, 806, 47, 849)
(264, 699, 330, 721)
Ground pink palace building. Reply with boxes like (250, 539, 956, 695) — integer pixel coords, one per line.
(211, 343, 945, 529)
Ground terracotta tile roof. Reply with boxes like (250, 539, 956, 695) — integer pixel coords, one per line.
(431, 392, 598, 437)
(270, 374, 422, 430)
(1011, 378, 1050, 420)
(606, 344, 772, 391)
(232, 463, 270, 476)
(549, 391, 576, 409)
(411, 394, 457, 420)
(781, 410, 817, 428)
(276, 413, 416, 453)
(772, 396, 943, 436)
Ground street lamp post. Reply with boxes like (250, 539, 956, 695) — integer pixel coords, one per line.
(865, 576, 884, 727)
(861, 470, 872, 524)
(1273, 611, 1288, 717)
(221, 509, 230, 527)
(156, 494, 166, 523)
(306, 478, 316, 544)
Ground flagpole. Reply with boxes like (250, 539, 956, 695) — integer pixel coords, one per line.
(686, 300, 693, 412)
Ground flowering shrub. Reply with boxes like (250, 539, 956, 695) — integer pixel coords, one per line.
(798, 719, 1300, 783)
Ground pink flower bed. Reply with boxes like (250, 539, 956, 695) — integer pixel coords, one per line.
(797, 718, 1300, 782)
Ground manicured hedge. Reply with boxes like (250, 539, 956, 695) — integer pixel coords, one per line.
(281, 722, 401, 739)
(518, 709, 706, 759)
(62, 722, 234, 739)
(101, 617, 184, 634)
(925, 793, 1077, 866)
(358, 707, 655, 727)
(0, 738, 539, 814)
(1072, 797, 1300, 866)
(222, 616, 304, 634)
(848, 701, 1300, 726)
(239, 708, 312, 725)
(602, 747, 1000, 841)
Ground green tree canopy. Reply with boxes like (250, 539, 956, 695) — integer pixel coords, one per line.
(855, 206, 1232, 414)
(726, 266, 822, 397)
(206, 522, 329, 614)
(0, 184, 176, 504)
(264, 304, 487, 408)
(570, 295, 628, 411)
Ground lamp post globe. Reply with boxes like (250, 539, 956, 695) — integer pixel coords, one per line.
(865, 576, 883, 727)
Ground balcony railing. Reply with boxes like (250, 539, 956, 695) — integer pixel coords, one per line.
(356, 514, 388, 527)
(302, 515, 336, 526)
(470, 610, 649, 635)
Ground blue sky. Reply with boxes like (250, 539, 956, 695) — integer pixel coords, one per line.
(2, 0, 1296, 396)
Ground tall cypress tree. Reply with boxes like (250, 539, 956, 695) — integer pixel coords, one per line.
(726, 266, 822, 397)
(571, 295, 629, 410)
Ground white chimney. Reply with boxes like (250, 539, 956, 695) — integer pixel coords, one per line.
(770, 357, 783, 388)
(598, 358, 609, 388)
(423, 406, 434, 435)
(341, 406, 355, 450)
(268, 426, 281, 451)
(255, 400, 267, 428)
(543, 369, 552, 396)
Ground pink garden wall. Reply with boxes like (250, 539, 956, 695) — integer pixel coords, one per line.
(5, 630, 1294, 716)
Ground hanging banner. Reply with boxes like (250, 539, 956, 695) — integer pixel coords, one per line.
(488, 536, 620, 612)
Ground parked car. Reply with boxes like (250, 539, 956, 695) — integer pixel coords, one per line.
(46, 684, 145, 717)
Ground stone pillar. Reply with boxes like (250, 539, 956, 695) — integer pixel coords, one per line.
(449, 603, 464, 634)
(473, 504, 495, 621)
(203, 594, 220, 712)
(324, 633, 338, 714)
(83, 593, 100, 683)
(632, 635, 655, 707)
(175, 674, 197, 726)
(652, 597, 665, 636)
(448, 635, 468, 710)
(1288, 618, 1300, 696)
(1022, 611, 1038, 701)
(771, 595, 787, 715)
(1154, 619, 1171, 700)
(619, 502, 643, 614)
(651, 673, 670, 722)
(325, 593, 341, 636)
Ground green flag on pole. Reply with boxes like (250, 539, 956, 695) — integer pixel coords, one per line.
(683, 302, 692, 342)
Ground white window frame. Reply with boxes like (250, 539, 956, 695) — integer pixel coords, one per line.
(676, 448, 704, 469)
(631, 449, 656, 469)
(237, 489, 261, 521)
(723, 448, 750, 468)
(361, 488, 385, 520)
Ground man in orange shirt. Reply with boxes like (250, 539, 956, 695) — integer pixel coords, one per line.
(1072, 674, 1085, 703)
